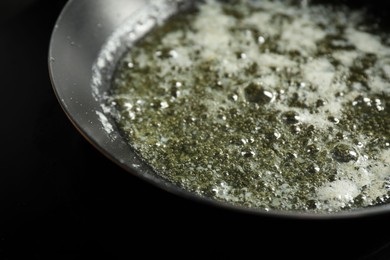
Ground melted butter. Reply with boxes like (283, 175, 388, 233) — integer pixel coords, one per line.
(107, 0, 390, 212)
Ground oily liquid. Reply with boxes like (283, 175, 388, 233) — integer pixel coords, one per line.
(107, 0, 390, 212)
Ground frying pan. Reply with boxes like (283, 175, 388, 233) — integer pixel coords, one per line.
(49, 0, 390, 219)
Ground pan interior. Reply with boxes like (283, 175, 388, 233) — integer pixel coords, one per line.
(51, 0, 390, 218)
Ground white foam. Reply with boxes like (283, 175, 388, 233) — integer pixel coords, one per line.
(190, 0, 233, 57)
(257, 53, 297, 68)
(96, 110, 114, 134)
(302, 59, 335, 89)
(243, 12, 276, 36)
(346, 28, 390, 55)
(279, 17, 326, 56)
(383, 65, 390, 79)
(369, 75, 390, 94)
(316, 180, 359, 210)
(380, 149, 390, 164)
(333, 51, 359, 67)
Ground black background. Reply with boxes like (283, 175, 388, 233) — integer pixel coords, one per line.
(1, 0, 390, 259)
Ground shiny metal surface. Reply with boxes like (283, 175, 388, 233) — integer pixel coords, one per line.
(49, 0, 181, 199)
(49, 0, 221, 214)
(49, 0, 390, 218)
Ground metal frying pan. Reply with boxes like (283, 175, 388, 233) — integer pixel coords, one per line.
(49, 0, 390, 219)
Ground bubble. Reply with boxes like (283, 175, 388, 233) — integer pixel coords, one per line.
(355, 141, 364, 148)
(274, 131, 281, 139)
(316, 99, 326, 107)
(306, 144, 320, 155)
(161, 101, 169, 109)
(291, 125, 301, 134)
(217, 114, 227, 120)
(155, 48, 178, 59)
(244, 82, 274, 104)
(307, 164, 320, 174)
(239, 53, 247, 59)
(281, 111, 300, 125)
(332, 144, 358, 162)
(286, 152, 298, 159)
(241, 150, 256, 157)
(374, 98, 385, 111)
(175, 82, 183, 88)
(229, 93, 239, 102)
(258, 36, 265, 44)
(327, 116, 340, 124)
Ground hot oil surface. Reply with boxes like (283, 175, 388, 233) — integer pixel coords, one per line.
(107, 0, 390, 212)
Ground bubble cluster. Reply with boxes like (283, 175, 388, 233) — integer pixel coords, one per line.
(107, 0, 390, 212)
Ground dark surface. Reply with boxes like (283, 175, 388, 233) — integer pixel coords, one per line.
(1, 0, 390, 259)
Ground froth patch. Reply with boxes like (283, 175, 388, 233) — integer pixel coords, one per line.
(316, 180, 359, 210)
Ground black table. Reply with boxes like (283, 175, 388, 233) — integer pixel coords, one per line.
(1, 1, 390, 259)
